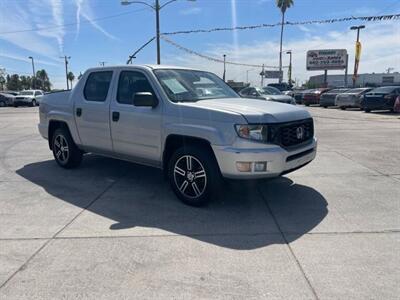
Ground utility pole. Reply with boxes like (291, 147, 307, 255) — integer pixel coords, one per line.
(286, 50, 292, 87)
(60, 55, 71, 90)
(28, 56, 36, 89)
(350, 25, 365, 87)
(223, 54, 226, 82)
(261, 64, 265, 87)
(99, 61, 107, 67)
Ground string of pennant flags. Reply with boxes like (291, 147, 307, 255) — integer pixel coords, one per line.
(160, 35, 280, 68)
(162, 13, 400, 36)
(128, 13, 400, 67)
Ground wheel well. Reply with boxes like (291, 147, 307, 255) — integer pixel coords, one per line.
(162, 135, 216, 171)
(48, 120, 70, 150)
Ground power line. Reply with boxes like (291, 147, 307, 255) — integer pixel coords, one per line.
(0, 8, 149, 35)
(161, 35, 280, 68)
(162, 13, 400, 36)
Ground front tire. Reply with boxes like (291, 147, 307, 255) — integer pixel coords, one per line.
(52, 128, 82, 169)
(31, 99, 37, 107)
(365, 108, 371, 113)
(0, 101, 5, 107)
(167, 145, 221, 206)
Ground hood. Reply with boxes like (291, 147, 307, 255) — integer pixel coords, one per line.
(181, 98, 310, 123)
(16, 95, 34, 98)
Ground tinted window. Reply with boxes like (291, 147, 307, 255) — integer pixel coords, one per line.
(34, 91, 42, 96)
(239, 88, 250, 96)
(84, 71, 113, 102)
(20, 91, 34, 96)
(117, 71, 155, 105)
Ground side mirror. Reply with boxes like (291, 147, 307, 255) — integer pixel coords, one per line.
(133, 92, 158, 108)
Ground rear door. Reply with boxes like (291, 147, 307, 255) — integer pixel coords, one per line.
(109, 69, 162, 166)
(74, 70, 114, 153)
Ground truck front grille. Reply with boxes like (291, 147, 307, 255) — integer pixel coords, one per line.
(269, 118, 314, 149)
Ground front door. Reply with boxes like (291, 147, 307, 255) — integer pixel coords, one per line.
(110, 70, 162, 166)
(74, 70, 114, 153)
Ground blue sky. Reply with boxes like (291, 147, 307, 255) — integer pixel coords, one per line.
(1, 0, 399, 88)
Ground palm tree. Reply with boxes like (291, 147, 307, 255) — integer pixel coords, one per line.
(276, 0, 294, 83)
(67, 72, 75, 89)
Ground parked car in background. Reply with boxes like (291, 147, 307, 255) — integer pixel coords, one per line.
(0, 92, 16, 107)
(267, 82, 291, 92)
(239, 86, 296, 105)
(13, 90, 44, 107)
(319, 88, 350, 108)
(292, 89, 310, 104)
(39, 65, 317, 206)
(361, 86, 400, 112)
(335, 88, 372, 110)
(302, 88, 330, 106)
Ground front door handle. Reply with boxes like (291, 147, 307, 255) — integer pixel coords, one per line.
(76, 107, 82, 117)
(112, 111, 120, 122)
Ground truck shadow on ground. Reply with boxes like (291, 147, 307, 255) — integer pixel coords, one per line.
(16, 155, 328, 250)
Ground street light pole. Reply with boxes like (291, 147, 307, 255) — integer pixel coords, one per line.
(286, 50, 292, 87)
(28, 56, 36, 89)
(155, 0, 161, 64)
(350, 25, 365, 87)
(121, 0, 195, 65)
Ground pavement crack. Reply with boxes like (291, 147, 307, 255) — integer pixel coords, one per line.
(257, 186, 320, 300)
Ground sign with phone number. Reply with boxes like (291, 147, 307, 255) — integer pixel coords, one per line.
(306, 49, 347, 70)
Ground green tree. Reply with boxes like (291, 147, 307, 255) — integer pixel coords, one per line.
(35, 69, 51, 91)
(67, 71, 75, 89)
(276, 0, 294, 83)
(6, 74, 20, 91)
(19, 76, 32, 90)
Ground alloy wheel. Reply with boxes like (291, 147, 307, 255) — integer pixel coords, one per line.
(173, 155, 207, 199)
(54, 135, 69, 164)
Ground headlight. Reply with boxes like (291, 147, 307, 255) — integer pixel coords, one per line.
(235, 124, 268, 142)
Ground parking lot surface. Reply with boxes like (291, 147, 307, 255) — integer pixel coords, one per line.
(0, 107, 399, 299)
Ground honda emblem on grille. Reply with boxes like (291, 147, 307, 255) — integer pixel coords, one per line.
(296, 126, 304, 139)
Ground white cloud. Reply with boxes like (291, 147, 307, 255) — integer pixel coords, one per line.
(163, 22, 400, 86)
(180, 7, 202, 15)
(0, 0, 66, 58)
(75, 0, 118, 40)
(0, 53, 61, 67)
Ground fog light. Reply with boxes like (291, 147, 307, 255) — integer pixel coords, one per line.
(254, 162, 267, 172)
(236, 162, 252, 172)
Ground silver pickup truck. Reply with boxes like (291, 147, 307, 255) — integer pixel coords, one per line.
(39, 65, 317, 206)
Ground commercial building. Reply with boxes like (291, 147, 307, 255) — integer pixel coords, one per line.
(308, 72, 400, 88)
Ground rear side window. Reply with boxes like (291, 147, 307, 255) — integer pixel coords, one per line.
(84, 71, 113, 102)
(117, 71, 155, 105)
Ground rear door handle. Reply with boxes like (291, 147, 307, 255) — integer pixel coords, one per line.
(112, 111, 120, 122)
(76, 107, 82, 117)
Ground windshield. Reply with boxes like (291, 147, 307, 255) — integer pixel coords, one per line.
(19, 91, 34, 96)
(153, 69, 239, 102)
(369, 86, 397, 94)
(347, 88, 367, 94)
(261, 87, 282, 95)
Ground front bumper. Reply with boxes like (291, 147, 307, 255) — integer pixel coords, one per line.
(212, 137, 317, 179)
(13, 98, 34, 105)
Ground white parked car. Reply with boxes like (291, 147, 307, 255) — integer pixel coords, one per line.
(13, 90, 44, 107)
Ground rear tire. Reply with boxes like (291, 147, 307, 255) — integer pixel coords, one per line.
(13, 103, 18, 107)
(52, 127, 82, 169)
(167, 145, 221, 206)
(305, 103, 310, 107)
(340, 106, 346, 110)
(31, 99, 36, 107)
(364, 108, 371, 113)
(0, 101, 5, 107)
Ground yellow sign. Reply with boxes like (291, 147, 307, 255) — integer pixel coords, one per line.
(355, 41, 362, 61)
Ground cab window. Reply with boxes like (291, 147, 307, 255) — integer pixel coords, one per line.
(84, 71, 113, 102)
(117, 71, 155, 105)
